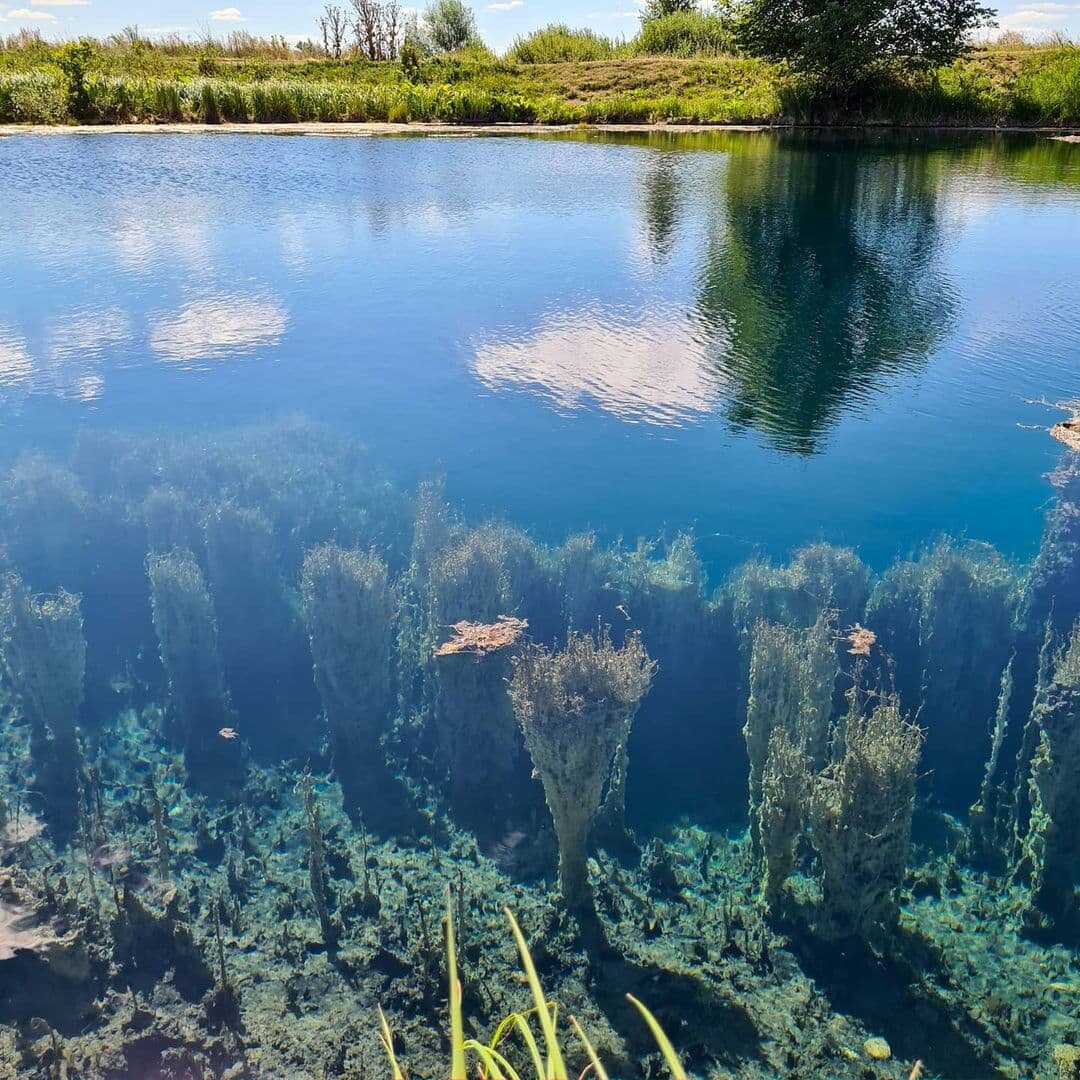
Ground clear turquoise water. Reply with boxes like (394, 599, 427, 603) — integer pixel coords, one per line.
(2, 130, 1079, 571)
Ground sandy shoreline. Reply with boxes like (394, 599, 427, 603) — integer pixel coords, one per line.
(0, 120, 773, 137)
(2, 120, 1079, 138)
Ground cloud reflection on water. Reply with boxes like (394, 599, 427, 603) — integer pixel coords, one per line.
(471, 305, 726, 427)
(0, 328, 32, 389)
(149, 293, 288, 363)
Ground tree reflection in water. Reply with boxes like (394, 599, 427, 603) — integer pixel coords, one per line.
(685, 134, 958, 455)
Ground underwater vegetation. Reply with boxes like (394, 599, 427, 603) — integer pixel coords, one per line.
(509, 629, 655, 911)
(0, 418, 1080, 1078)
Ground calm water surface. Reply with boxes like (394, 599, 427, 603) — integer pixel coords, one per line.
(2, 130, 1079, 570)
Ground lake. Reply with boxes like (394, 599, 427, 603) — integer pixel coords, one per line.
(4, 127, 1080, 1080)
(3, 129, 1078, 575)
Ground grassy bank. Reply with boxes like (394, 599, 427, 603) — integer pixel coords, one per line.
(2, 39, 1080, 126)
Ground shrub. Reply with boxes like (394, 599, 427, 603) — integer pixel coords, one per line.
(399, 38, 422, 80)
(641, 0, 696, 16)
(0, 71, 67, 123)
(636, 11, 733, 57)
(1011, 46, 1080, 123)
(507, 24, 617, 63)
(57, 38, 94, 119)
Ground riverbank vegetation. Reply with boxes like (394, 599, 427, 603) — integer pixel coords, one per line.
(1, 17, 1079, 126)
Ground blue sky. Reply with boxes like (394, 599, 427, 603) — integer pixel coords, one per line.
(1, 0, 1077, 53)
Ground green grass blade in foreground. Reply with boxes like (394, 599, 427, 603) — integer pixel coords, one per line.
(446, 886, 468, 1080)
(377, 1006, 406, 1080)
(568, 1016, 610, 1080)
(504, 907, 568, 1080)
(626, 994, 688, 1080)
(489, 1010, 550, 1078)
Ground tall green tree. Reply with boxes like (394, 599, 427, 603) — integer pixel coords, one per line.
(731, 0, 995, 85)
(423, 0, 479, 52)
(641, 0, 696, 21)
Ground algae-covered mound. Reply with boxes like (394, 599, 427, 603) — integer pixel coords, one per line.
(0, 420, 1076, 1080)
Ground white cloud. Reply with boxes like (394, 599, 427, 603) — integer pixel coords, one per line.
(209, 6, 244, 19)
(999, 8, 1068, 24)
(144, 24, 191, 33)
(6, 7, 57, 18)
(487, 0, 523, 9)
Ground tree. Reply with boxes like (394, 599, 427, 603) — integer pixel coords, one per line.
(640, 0, 696, 21)
(731, 0, 996, 86)
(318, 2, 349, 59)
(349, 0, 402, 59)
(423, 0, 478, 53)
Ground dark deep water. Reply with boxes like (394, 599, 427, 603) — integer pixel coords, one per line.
(2, 130, 1078, 574)
(2, 129, 1080, 1080)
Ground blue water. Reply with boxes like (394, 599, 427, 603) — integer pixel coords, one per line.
(2, 130, 1079, 572)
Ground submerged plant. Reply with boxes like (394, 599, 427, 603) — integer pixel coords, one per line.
(1015, 622, 1080, 928)
(301, 543, 400, 826)
(759, 728, 811, 907)
(509, 629, 655, 910)
(729, 543, 869, 634)
(0, 576, 86, 831)
(808, 676, 922, 942)
(743, 612, 836, 902)
(559, 531, 621, 633)
(427, 525, 537, 836)
(144, 486, 204, 558)
(146, 547, 233, 782)
(1, 455, 88, 593)
(867, 537, 1016, 812)
(378, 890, 687, 1079)
(974, 459, 1080, 864)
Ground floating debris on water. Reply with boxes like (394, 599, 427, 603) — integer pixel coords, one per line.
(1051, 414, 1080, 453)
(844, 622, 877, 656)
(433, 615, 528, 656)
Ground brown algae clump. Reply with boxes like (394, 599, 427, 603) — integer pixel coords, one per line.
(433, 615, 528, 656)
(1051, 415, 1080, 453)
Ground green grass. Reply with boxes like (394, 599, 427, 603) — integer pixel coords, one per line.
(1, 35, 1079, 125)
(506, 24, 624, 64)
